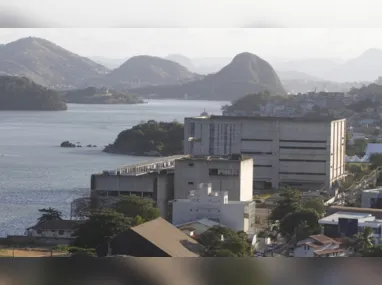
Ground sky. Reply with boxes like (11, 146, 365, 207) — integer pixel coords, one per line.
(0, 28, 382, 62)
(1, 0, 382, 61)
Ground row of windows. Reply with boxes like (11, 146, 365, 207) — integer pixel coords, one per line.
(96, 190, 153, 198)
(241, 139, 327, 143)
(279, 159, 327, 162)
(280, 146, 326, 150)
(242, 151, 273, 155)
(36, 229, 66, 235)
(241, 139, 272, 142)
(254, 165, 272, 168)
(208, 168, 240, 176)
(279, 172, 326, 176)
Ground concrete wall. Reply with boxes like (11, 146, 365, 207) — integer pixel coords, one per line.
(174, 158, 252, 201)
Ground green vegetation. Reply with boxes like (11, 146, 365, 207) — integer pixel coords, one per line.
(221, 91, 285, 114)
(59, 87, 143, 104)
(269, 189, 324, 241)
(0, 76, 67, 110)
(72, 196, 160, 255)
(37, 207, 63, 223)
(346, 138, 367, 157)
(104, 120, 184, 156)
(199, 226, 252, 257)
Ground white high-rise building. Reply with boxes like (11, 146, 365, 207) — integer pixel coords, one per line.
(184, 115, 346, 190)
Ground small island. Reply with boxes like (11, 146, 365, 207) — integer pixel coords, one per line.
(0, 76, 67, 111)
(59, 87, 144, 104)
(104, 120, 184, 156)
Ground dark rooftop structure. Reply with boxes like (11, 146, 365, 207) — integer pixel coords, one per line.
(102, 218, 204, 257)
(27, 220, 83, 230)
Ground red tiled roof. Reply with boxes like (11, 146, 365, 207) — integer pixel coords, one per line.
(309, 235, 339, 245)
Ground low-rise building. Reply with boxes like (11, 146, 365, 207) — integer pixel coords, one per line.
(362, 188, 382, 209)
(319, 212, 382, 244)
(26, 220, 81, 239)
(293, 234, 346, 257)
(176, 218, 223, 240)
(90, 155, 188, 219)
(172, 183, 256, 234)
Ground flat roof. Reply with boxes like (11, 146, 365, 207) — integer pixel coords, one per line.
(179, 155, 253, 162)
(187, 115, 345, 123)
(319, 212, 375, 224)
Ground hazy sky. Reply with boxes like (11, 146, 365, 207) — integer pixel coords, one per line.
(2, 0, 382, 62)
(1, 28, 382, 62)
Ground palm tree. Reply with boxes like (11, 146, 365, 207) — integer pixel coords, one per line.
(37, 207, 63, 224)
(354, 227, 374, 254)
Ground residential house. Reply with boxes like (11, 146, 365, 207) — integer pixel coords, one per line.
(26, 220, 82, 243)
(293, 234, 346, 257)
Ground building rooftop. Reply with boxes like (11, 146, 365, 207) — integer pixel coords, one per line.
(179, 154, 252, 162)
(327, 206, 382, 219)
(130, 217, 203, 257)
(176, 218, 223, 237)
(319, 212, 375, 224)
(27, 220, 83, 230)
(362, 187, 382, 193)
(187, 115, 345, 123)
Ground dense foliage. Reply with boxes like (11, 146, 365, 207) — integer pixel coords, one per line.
(73, 196, 161, 254)
(346, 138, 367, 157)
(199, 226, 252, 257)
(221, 91, 285, 114)
(0, 76, 67, 110)
(269, 189, 324, 241)
(37, 207, 63, 224)
(115, 195, 160, 226)
(104, 120, 184, 156)
(60, 87, 143, 104)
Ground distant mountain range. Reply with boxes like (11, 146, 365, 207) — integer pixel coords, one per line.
(129, 52, 286, 101)
(95, 55, 202, 90)
(0, 37, 108, 89)
(2, 36, 382, 101)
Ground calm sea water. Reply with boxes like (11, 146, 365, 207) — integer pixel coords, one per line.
(0, 100, 227, 235)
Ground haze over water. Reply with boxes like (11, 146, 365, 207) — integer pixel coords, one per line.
(0, 99, 227, 235)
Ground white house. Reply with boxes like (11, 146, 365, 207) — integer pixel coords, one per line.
(293, 235, 346, 257)
(172, 183, 256, 233)
(26, 220, 82, 239)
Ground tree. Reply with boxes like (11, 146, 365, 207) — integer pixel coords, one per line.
(115, 195, 160, 223)
(353, 227, 374, 253)
(73, 209, 131, 250)
(279, 208, 321, 241)
(303, 198, 325, 218)
(199, 226, 252, 257)
(37, 207, 63, 224)
(369, 153, 382, 169)
(269, 188, 302, 222)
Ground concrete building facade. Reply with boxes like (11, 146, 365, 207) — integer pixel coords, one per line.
(172, 183, 256, 233)
(174, 155, 253, 201)
(90, 155, 187, 219)
(184, 115, 346, 190)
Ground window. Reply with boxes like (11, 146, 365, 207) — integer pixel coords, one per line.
(279, 172, 326, 176)
(280, 146, 326, 150)
(209, 168, 218, 175)
(37, 230, 42, 234)
(51, 230, 56, 233)
(58, 230, 64, 236)
(108, 191, 118, 197)
(188, 163, 194, 167)
(188, 182, 194, 185)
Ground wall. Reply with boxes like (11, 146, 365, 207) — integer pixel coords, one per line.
(293, 245, 315, 257)
(2, 235, 73, 246)
(174, 158, 248, 201)
(27, 229, 74, 239)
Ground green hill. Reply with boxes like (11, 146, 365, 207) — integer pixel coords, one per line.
(0, 76, 67, 110)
